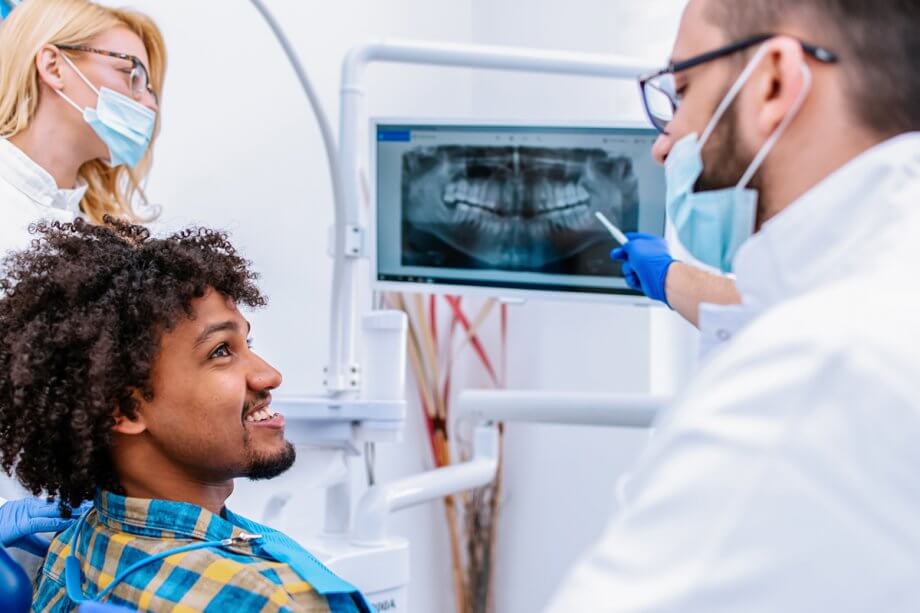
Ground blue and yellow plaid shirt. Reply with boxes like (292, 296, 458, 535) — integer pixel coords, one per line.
(32, 491, 365, 612)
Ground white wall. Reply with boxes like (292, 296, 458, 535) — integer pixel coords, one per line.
(104, 2, 692, 612)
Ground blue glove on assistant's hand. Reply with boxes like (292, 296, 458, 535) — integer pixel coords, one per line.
(610, 232, 676, 305)
(0, 498, 92, 557)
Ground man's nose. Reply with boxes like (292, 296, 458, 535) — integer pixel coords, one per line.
(249, 355, 282, 391)
(652, 133, 673, 165)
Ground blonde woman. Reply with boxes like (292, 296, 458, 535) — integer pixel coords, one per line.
(0, 0, 165, 249)
(0, 0, 165, 561)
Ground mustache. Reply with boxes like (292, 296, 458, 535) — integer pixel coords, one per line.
(241, 392, 271, 416)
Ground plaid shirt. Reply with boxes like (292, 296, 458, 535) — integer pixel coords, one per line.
(32, 491, 365, 612)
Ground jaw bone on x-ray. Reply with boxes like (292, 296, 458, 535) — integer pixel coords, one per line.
(401, 146, 639, 275)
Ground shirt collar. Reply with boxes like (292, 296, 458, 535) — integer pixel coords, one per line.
(0, 138, 87, 215)
(733, 132, 920, 311)
(94, 489, 250, 543)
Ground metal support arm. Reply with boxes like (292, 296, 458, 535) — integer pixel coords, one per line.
(351, 425, 500, 546)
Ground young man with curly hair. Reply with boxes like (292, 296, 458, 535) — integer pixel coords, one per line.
(0, 219, 370, 612)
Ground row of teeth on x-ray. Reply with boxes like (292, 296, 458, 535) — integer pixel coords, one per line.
(442, 179, 592, 216)
(401, 145, 638, 269)
(449, 202, 593, 235)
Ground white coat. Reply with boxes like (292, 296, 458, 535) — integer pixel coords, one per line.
(0, 138, 84, 255)
(547, 132, 920, 612)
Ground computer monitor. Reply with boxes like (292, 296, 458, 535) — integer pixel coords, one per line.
(371, 119, 665, 303)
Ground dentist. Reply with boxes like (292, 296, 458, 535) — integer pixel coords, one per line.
(551, 0, 920, 610)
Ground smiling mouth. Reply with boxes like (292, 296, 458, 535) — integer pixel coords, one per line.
(245, 407, 280, 424)
(242, 396, 283, 426)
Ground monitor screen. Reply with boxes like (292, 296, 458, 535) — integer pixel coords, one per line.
(373, 121, 665, 299)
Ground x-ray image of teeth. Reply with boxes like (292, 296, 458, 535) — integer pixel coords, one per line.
(401, 145, 639, 274)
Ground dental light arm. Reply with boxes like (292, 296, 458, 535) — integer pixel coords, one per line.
(458, 389, 664, 427)
(351, 426, 500, 546)
(349, 390, 671, 549)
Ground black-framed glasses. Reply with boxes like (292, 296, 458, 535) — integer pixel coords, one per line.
(638, 34, 838, 134)
(57, 44, 157, 104)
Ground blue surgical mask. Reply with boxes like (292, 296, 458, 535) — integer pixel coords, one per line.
(56, 54, 156, 168)
(666, 45, 812, 273)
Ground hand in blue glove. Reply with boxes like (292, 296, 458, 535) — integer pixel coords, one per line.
(610, 232, 676, 305)
(0, 497, 92, 557)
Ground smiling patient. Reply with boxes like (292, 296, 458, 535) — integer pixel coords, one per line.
(0, 219, 370, 612)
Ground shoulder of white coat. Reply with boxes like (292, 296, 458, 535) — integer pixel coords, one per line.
(646, 276, 919, 466)
(695, 274, 920, 403)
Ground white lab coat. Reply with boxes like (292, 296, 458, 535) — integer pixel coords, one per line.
(697, 301, 750, 360)
(0, 138, 83, 508)
(0, 138, 84, 255)
(547, 132, 920, 612)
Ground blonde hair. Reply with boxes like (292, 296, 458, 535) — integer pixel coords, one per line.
(0, 0, 166, 223)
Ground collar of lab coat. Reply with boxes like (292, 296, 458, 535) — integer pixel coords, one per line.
(732, 131, 920, 312)
(0, 138, 87, 215)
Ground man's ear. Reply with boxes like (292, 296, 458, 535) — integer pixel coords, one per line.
(35, 44, 66, 91)
(111, 397, 148, 435)
(755, 37, 808, 137)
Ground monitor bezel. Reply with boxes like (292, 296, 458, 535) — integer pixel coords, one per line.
(369, 117, 663, 306)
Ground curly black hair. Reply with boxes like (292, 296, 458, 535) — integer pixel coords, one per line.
(0, 218, 266, 513)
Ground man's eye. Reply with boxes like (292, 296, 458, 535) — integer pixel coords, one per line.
(209, 343, 231, 359)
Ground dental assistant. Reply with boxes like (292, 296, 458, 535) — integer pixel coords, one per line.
(550, 0, 920, 611)
(0, 0, 164, 555)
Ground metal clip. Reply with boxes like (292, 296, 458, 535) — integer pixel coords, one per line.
(223, 532, 263, 546)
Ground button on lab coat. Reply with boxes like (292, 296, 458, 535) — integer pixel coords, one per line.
(697, 301, 752, 360)
(547, 132, 920, 612)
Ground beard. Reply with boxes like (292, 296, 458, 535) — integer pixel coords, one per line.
(694, 104, 758, 193)
(243, 438, 297, 480)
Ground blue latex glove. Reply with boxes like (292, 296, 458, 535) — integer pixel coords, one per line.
(0, 498, 92, 557)
(610, 232, 676, 305)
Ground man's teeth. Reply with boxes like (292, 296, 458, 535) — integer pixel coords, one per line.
(245, 408, 278, 423)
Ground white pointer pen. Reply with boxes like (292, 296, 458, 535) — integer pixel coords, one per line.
(594, 211, 629, 245)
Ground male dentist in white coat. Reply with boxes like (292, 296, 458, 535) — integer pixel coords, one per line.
(549, 0, 920, 611)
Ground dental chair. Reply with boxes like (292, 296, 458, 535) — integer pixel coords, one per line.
(0, 544, 29, 612)
(0, 543, 133, 613)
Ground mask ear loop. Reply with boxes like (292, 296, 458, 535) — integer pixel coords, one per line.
(737, 62, 812, 190)
(54, 52, 100, 114)
(699, 44, 772, 150)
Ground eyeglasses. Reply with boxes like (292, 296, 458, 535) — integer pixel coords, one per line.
(638, 34, 838, 134)
(57, 44, 157, 104)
